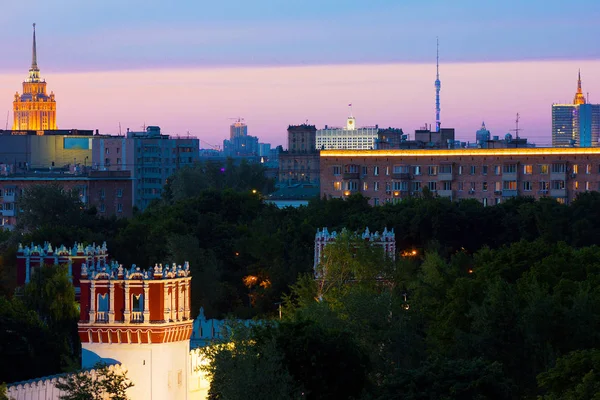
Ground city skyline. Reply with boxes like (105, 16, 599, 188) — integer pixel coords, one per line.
(0, 1, 599, 147)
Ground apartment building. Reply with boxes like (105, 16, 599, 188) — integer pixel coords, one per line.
(92, 126, 199, 210)
(320, 148, 600, 206)
(0, 169, 133, 230)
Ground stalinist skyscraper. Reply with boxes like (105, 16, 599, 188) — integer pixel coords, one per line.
(13, 23, 57, 130)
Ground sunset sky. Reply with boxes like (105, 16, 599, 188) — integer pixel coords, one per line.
(1, 0, 599, 147)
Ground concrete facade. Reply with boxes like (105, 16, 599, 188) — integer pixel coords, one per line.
(280, 125, 320, 184)
(0, 132, 93, 169)
(320, 148, 600, 206)
(92, 127, 199, 210)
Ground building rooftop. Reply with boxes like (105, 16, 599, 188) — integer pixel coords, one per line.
(320, 147, 600, 157)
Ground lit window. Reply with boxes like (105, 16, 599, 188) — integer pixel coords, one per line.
(503, 181, 517, 190)
(523, 165, 533, 175)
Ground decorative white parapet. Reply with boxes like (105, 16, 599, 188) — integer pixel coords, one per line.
(314, 226, 396, 274)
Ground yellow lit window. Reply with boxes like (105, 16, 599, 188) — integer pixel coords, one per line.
(573, 165, 579, 174)
(540, 164, 549, 174)
(523, 165, 533, 175)
(333, 182, 342, 191)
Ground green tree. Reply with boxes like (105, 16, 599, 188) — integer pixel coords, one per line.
(537, 349, 600, 400)
(56, 363, 134, 400)
(201, 322, 302, 400)
(16, 184, 84, 232)
(22, 264, 78, 326)
(378, 356, 514, 400)
(21, 265, 80, 373)
(0, 383, 8, 400)
(202, 320, 368, 400)
(0, 295, 70, 383)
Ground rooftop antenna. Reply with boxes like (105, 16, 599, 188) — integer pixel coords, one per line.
(5, 111, 8, 130)
(348, 103, 353, 117)
(510, 113, 523, 140)
(118, 122, 122, 136)
(435, 37, 441, 132)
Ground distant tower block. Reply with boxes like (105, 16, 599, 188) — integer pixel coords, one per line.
(78, 262, 193, 400)
(13, 23, 57, 130)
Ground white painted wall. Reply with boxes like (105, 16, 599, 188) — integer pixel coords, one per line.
(83, 340, 190, 400)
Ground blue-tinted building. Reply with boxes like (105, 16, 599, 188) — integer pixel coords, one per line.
(578, 104, 600, 147)
(93, 126, 199, 210)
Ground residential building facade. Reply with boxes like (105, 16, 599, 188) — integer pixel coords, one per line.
(279, 125, 320, 184)
(320, 148, 600, 206)
(0, 169, 133, 230)
(92, 126, 199, 210)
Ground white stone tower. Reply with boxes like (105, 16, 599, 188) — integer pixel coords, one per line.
(78, 261, 193, 400)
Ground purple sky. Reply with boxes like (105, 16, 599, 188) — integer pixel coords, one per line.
(1, 1, 599, 148)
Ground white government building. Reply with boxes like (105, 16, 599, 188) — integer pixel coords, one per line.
(316, 115, 379, 150)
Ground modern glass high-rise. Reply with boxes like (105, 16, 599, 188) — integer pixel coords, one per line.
(552, 71, 600, 147)
(578, 104, 600, 147)
(552, 105, 577, 147)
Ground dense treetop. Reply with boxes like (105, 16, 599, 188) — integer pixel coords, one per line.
(2, 161, 600, 398)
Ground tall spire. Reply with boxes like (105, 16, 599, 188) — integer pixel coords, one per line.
(31, 23, 37, 69)
(435, 37, 441, 132)
(574, 69, 586, 105)
(27, 23, 40, 82)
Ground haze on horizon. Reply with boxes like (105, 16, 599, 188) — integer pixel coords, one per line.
(0, 0, 599, 147)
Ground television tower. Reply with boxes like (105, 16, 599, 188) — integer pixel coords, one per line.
(435, 37, 441, 132)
